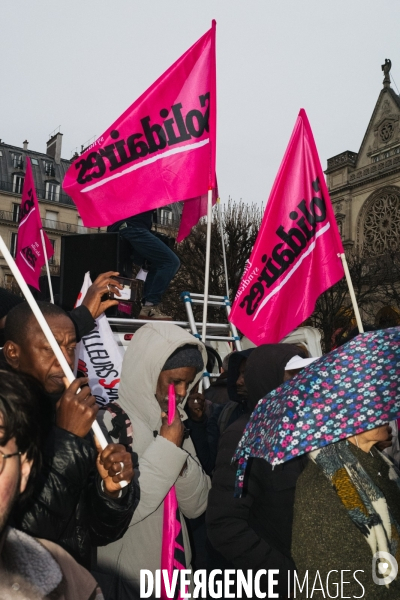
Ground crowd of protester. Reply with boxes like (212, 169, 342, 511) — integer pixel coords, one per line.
(0, 276, 399, 600)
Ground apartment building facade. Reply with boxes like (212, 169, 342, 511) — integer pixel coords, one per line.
(0, 131, 182, 289)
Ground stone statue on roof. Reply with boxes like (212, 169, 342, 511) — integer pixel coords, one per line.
(382, 59, 392, 87)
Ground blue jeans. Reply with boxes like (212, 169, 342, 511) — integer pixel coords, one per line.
(119, 225, 180, 305)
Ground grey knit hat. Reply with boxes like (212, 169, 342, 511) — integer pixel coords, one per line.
(161, 344, 204, 373)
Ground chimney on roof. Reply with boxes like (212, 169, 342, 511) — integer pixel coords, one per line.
(23, 140, 28, 150)
(46, 132, 63, 164)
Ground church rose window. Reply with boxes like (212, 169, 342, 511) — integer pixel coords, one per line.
(363, 192, 400, 254)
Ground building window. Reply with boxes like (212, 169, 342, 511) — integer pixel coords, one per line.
(363, 192, 400, 255)
(45, 181, 60, 202)
(43, 161, 55, 177)
(77, 217, 87, 234)
(0, 150, 3, 157)
(11, 153, 23, 169)
(45, 210, 58, 229)
(4, 273, 15, 288)
(31, 158, 39, 166)
(160, 208, 172, 225)
(12, 203, 20, 222)
(48, 239, 56, 264)
(10, 233, 17, 258)
(12, 174, 24, 194)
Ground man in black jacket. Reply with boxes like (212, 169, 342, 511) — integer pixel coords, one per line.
(2, 300, 137, 569)
(206, 344, 311, 599)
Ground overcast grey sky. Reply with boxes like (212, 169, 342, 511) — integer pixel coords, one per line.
(1, 1, 400, 206)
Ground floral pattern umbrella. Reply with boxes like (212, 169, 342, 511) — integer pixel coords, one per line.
(233, 327, 400, 494)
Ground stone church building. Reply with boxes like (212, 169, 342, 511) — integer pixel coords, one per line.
(325, 59, 400, 327)
(327, 59, 400, 255)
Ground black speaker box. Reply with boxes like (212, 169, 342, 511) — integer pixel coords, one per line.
(39, 275, 60, 301)
(28, 276, 60, 302)
(60, 233, 132, 312)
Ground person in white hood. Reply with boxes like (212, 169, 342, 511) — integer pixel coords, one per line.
(94, 322, 211, 599)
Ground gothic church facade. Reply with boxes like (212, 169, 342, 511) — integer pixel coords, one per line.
(327, 59, 400, 257)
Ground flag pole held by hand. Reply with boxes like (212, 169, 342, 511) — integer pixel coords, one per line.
(0, 235, 107, 444)
(168, 383, 176, 425)
(0, 235, 127, 487)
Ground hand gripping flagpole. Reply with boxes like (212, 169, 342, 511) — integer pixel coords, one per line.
(40, 229, 54, 304)
(0, 235, 127, 487)
(339, 253, 364, 333)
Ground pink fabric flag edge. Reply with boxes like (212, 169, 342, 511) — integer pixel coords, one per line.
(176, 185, 218, 243)
(299, 108, 343, 251)
(176, 20, 217, 243)
(15, 157, 54, 290)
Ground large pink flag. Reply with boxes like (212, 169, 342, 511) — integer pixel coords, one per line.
(15, 158, 54, 290)
(63, 22, 216, 236)
(230, 109, 344, 345)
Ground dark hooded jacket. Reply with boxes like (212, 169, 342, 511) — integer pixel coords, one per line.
(205, 350, 254, 463)
(206, 344, 307, 598)
(226, 348, 254, 404)
(6, 309, 137, 569)
(204, 371, 229, 405)
(186, 349, 254, 476)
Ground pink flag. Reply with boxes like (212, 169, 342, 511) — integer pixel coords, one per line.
(161, 384, 187, 600)
(15, 158, 54, 290)
(229, 109, 344, 346)
(176, 186, 218, 242)
(63, 22, 217, 237)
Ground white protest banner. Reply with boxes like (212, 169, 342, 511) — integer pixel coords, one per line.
(75, 272, 124, 405)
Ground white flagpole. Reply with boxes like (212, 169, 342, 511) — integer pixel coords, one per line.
(201, 188, 213, 344)
(40, 229, 54, 304)
(0, 236, 129, 485)
(339, 253, 364, 333)
(217, 197, 230, 299)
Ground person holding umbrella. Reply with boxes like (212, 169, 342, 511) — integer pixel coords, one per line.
(233, 328, 400, 599)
